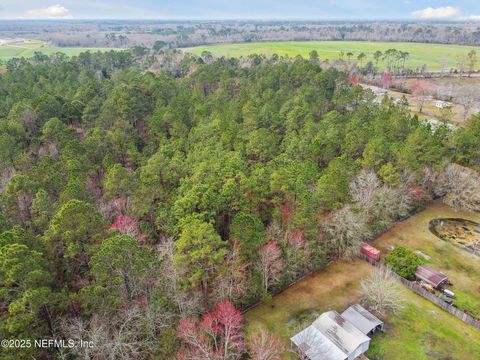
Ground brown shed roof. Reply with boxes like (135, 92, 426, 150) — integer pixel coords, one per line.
(415, 265, 448, 288)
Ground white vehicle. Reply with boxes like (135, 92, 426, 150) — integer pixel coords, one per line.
(443, 289, 455, 298)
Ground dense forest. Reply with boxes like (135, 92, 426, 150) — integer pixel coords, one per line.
(0, 51, 479, 359)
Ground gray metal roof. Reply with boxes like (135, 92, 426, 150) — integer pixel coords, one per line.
(291, 326, 347, 360)
(291, 310, 370, 360)
(341, 304, 383, 335)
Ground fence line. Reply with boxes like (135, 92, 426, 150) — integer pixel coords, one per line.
(359, 254, 480, 330)
(240, 211, 425, 314)
(240, 267, 317, 314)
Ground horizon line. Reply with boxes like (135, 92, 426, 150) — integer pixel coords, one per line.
(0, 18, 478, 23)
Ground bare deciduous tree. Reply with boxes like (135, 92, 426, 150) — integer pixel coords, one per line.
(455, 86, 479, 120)
(258, 241, 284, 291)
(349, 169, 381, 213)
(360, 269, 405, 316)
(157, 236, 203, 315)
(212, 240, 248, 304)
(247, 326, 285, 360)
(433, 164, 480, 212)
(321, 205, 371, 259)
(61, 305, 171, 360)
(350, 170, 413, 232)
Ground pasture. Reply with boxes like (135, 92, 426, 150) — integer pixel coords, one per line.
(244, 202, 480, 359)
(185, 41, 479, 71)
(0, 39, 114, 62)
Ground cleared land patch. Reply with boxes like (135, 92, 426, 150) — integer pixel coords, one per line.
(391, 77, 480, 125)
(185, 41, 479, 71)
(245, 202, 480, 359)
(0, 39, 115, 62)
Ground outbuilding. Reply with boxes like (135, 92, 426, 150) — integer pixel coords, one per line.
(341, 304, 384, 336)
(435, 100, 452, 108)
(415, 265, 448, 289)
(291, 309, 372, 360)
(360, 243, 380, 261)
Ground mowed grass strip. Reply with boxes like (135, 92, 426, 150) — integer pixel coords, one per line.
(0, 40, 115, 62)
(184, 41, 479, 70)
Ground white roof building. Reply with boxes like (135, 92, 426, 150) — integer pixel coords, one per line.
(291, 309, 372, 360)
(435, 100, 452, 108)
(341, 304, 384, 336)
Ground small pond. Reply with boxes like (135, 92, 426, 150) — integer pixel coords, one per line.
(429, 218, 480, 256)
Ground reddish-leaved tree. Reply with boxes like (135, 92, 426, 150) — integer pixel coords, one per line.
(176, 300, 245, 360)
(258, 241, 284, 291)
(110, 215, 148, 243)
(177, 316, 215, 359)
(411, 79, 429, 113)
(381, 72, 393, 89)
(348, 75, 359, 86)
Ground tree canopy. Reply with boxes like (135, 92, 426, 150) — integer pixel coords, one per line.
(0, 50, 479, 359)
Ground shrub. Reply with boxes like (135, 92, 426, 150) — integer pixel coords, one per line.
(385, 246, 425, 280)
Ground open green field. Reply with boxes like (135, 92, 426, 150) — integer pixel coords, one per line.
(0, 39, 115, 62)
(185, 41, 479, 71)
(245, 202, 480, 359)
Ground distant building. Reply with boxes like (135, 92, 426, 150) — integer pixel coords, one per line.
(415, 265, 448, 289)
(291, 306, 383, 360)
(364, 85, 387, 96)
(435, 100, 452, 108)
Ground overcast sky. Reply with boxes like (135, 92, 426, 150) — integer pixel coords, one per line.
(0, 1, 479, 20)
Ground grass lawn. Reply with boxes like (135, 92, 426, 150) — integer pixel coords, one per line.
(184, 41, 479, 71)
(371, 201, 480, 318)
(367, 286, 480, 360)
(0, 39, 116, 62)
(245, 202, 480, 359)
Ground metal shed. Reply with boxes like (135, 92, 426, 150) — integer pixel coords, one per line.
(341, 304, 384, 336)
(415, 265, 448, 288)
(291, 311, 370, 360)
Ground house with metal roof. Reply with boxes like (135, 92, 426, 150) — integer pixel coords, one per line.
(341, 304, 384, 336)
(415, 265, 448, 289)
(291, 309, 371, 360)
